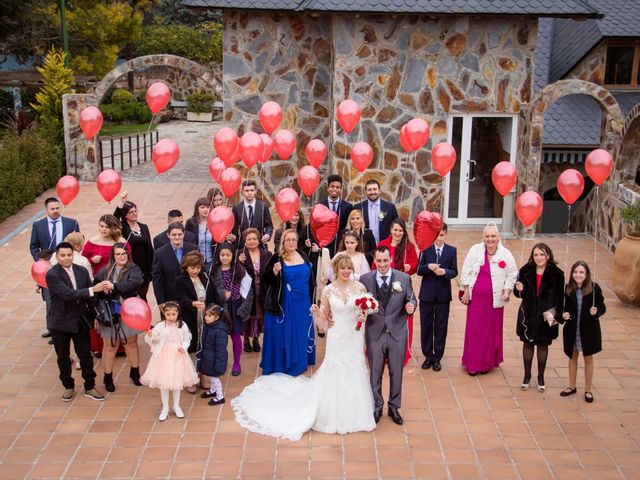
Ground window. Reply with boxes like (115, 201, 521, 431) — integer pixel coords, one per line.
(605, 44, 640, 87)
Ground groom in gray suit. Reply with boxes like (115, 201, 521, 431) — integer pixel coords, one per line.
(359, 246, 416, 425)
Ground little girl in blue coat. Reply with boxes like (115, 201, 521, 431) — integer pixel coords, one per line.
(197, 304, 229, 405)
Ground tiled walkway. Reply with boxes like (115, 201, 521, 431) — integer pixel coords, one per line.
(0, 182, 638, 479)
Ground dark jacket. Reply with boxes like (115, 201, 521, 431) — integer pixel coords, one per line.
(261, 249, 315, 315)
(354, 199, 399, 244)
(151, 242, 198, 304)
(30, 216, 80, 260)
(153, 230, 197, 250)
(417, 243, 458, 303)
(561, 283, 605, 357)
(174, 272, 222, 327)
(319, 198, 353, 231)
(513, 263, 565, 345)
(240, 247, 272, 316)
(45, 263, 94, 333)
(113, 207, 154, 279)
(211, 268, 254, 322)
(196, 320, 229, 377)
(231, 200, 273, 247)
(94, 263, 144, 301)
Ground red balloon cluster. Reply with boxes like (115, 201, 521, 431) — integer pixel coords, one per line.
(209, 157, 225, 182)
(515, 191, 543, 228)
(56, 175, 80, 206)
(557, 169, 585, 206)
(310, 204, 339, 248)
(405, 118, 430, 151)
(121, 297, 152, 331)
(431, 142, 457, 177)
(218, 167, 242, 197)
(305, 139, 327, 168)
(207, 206, 235, 244)
(152, 139, 180, 174)
(146, 82, 171, 114)
(96, 169, 122, 203)
(491, 161, 517, 197)
(214, 127, 239, 167)
(79, 106, 103, 140)
(259, 133, 274, 163)
(275, 188, 300, 222)
(31, 260, 49, 288)
(239, 132, 263, 169)
(259, 101, 282, 134)
(337, 100, 361, 134)
(413, 211, 443, 252)
(297, 165, 320, 196)
(351, 142, 373, 172)
(585, 149, 613, 186)
(274, 129, 296, 160)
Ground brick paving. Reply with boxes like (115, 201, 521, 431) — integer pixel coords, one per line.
(0, 182, 639, 479)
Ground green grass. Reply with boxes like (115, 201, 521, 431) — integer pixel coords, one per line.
(100, 123, 156, 137)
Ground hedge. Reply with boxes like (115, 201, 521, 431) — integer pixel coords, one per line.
(100, 102, 152, 124)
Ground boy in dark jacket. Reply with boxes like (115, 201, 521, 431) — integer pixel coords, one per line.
(197, 304, 229, 405)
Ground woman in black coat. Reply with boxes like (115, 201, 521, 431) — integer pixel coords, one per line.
(342, 209, 376, 265)
(197, 305, 229, 405)
(513, 243, 564, 392)
(559, 261, 606, 403)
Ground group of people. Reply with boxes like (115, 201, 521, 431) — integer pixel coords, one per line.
(29, 174, 606, 437)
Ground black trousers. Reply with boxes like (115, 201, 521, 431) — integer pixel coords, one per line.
(50, 321, 96, 390)
(420, 300, 451, 362)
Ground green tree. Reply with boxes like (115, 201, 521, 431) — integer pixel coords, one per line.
(134, 22, 222, 63)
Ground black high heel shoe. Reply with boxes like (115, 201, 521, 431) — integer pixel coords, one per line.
(129, 367, 142, 386)
(103, 373, 115, 393)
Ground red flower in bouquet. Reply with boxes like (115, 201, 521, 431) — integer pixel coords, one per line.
(354, 293, 379, 331)
(498, 260, 506, 269)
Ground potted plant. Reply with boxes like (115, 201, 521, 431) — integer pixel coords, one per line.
(613, 200, 640, 306)
(186, 93, 214, 122)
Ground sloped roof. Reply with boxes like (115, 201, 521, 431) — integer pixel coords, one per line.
(183, 0, 598, 16)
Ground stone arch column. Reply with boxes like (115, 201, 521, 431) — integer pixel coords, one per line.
(619, 105, 640, 183)
(62, 55, 223, 181)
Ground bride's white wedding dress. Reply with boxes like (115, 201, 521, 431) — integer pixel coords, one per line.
(232, 282, 375, 441)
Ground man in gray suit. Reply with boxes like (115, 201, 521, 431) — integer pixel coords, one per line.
(359, 246, 416, 425)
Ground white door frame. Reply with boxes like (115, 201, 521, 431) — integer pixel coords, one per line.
(443, 113, 518, 226)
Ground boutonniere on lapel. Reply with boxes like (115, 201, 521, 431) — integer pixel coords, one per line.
(391, 281, 402, 293)
(498, 260, 506, 269)
(378, 211, 386, 221)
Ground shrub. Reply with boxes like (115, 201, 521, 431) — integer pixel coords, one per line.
(0, 89, 13, 120)
(134, 23, 222, 64)
(187, 93, 214, 113)
(620, 201, 640, 236)
(111, 88, 136, 104)
(101, 102, 152, 124)
(0, 128, 62, 222)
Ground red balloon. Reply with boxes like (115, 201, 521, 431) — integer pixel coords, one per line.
(274, 129, 296, 160)
(515, 191, 543, 228)
(79, 106, 103, 140)
(337, 99, 361, 134)
(399, 125, 413, 153)
(56, 175, 80, 206)
(146, 82, 171, 114)
(305, 139, 327, 168)
(209, 157, 225, 182)
(259, 101, 283, 135)
(152, 138, 180, 174)
(431, 142, 457, 177)
(239, 132, 263, 169)
(259, 133, 274, 163)
(351, 141, 373, 172)
(218, 167, 242, 197)
(405, 118, 430, 150)
(297, 166, 320, 196)
(557, 169, 585, 206)
(491, 161, 517, 197)
(310, 203, 339, 248)
(31, 259, 49, 288)
(413, 211, 443, 252)
(275, 188, 300, 222)
(96, 169, 122, 203)
(585, 148, 613, 186)
(121, 297, 152, 331)
(214, 127, 239, 166)
(207, 206, 235, 244)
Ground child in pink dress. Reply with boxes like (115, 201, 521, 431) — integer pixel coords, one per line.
(141, 302, 199, 421)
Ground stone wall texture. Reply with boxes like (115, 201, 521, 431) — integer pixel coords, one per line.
(565, 43, 607, 85)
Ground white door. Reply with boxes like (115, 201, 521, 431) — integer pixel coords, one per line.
(444, 115, 517, 226)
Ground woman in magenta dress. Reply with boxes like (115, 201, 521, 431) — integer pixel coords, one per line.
(460, 223, 517, 375)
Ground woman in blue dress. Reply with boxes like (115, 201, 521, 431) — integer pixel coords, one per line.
(260, 229, 315, 376)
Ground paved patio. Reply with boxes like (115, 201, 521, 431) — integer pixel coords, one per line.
(0, 182, 639, 479)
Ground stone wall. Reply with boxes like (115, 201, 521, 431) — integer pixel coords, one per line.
(564, 43, 606, 85)
(539, 162, 588, 198)
(222, 12, 536, 217)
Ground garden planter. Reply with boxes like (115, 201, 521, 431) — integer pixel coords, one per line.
(613, 232, 640, 306)
(187, 112, 212, 122)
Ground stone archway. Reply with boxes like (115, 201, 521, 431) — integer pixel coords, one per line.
(62, 55, 223, 181)
(619, 105, 640, 185)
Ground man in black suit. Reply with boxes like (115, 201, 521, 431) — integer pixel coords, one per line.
(152, 222, 197, 305)
(319, 174, 353, 256)
(416, 223, 458, 371)
(228, 180, 273, 248)
(355, 179, 399, 245)
(30, 197, 80, 338)
(46, 242, 106, 402)
(153, 210, 197, 249)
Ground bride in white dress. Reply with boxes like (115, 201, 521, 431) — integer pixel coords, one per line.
(232, 253, 376, 441)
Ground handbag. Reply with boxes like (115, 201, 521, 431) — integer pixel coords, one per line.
(93, 299, 114, 327)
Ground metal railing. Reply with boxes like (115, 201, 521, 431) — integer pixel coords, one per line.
(98, 130, 159, 172)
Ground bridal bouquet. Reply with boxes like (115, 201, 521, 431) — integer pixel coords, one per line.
(354, 293, 379, 331)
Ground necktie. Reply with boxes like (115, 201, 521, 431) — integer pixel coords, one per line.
(65, 267, 77, 289)
(331, 201, 337, 212)
(381, 275, 389, 294)
(175, 248, 182, 263)
(436, 248, 441, 263)
(51, 220, 58, 247)
(248, 205, 254, 224)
